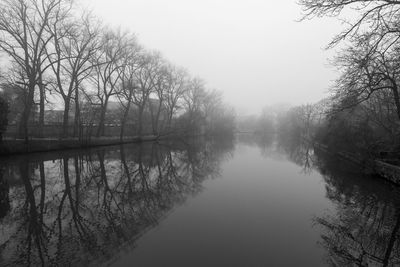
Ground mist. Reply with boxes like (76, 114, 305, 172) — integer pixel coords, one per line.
(82, 0, 342, 114)
(1, 1, 400, 266)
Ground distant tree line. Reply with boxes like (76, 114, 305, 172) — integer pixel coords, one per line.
(248, 0, 400, 160)
(0, 0, 235, 142)
(236, 104, 291, 135)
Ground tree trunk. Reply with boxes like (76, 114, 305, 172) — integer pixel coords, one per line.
(149, 102, 155, 134)
(149, 101, 159, 135)
(167, 109, 174, 131)
(97, 97, 109, 137)
(120, 145, 133, 195)
(38, 73, 45, 138)
(74, 156, 81, 210)
(0, 167, 10, 219)
(382, 211, 400, 267)
(138, 105, 144, 137)
(39, 162, 45, 225)
(19, 157, 40, 237)
(73, 83, 80, 138)
(155, 101, 163, 135)
(151, 99, 163, 136)
(120, 100, 131, 141)
(392, 87, 400, 122)
(19, 82, 35, 143)
(62, 98, 71, 138)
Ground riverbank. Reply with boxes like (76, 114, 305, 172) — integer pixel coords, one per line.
(312, 141, 400, 186)
(0, 135, 159, 156)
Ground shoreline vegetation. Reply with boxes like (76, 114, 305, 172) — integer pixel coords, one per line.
(0, 0, 236, 154)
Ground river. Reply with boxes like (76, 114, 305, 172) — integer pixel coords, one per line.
(0, 134, 399, 266)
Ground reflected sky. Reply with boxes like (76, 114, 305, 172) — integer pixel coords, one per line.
(114, 139, 332, 267)
(0, 135, 399, 266)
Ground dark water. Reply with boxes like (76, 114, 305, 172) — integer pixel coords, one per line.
(0, 135, 399, 266)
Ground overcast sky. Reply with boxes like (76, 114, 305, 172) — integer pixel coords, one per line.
(82, 0, 343, 115)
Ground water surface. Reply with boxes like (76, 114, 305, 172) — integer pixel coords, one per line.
(0, 135, 399, 266)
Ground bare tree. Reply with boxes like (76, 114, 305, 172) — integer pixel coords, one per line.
(115, 40, 141, 140)
(46, 13, 100, 137)
(0, 0, 71, 141)
(332, 41, 400, 121)
(150, 61, 169, 135)
(0, 0, 233, 142)
(91, 29, 131, 137)
(299, 0, 400, 142)
(182, 77, 207, 133)
(300, 0, 400, 50)
(164, 66, 188, 131)
(132, 52, 160, 137)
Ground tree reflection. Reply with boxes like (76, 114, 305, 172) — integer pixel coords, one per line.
(275, 135, 400, 266)
(0, 166, 9, 219)
(0, 139, 233, 266)
(313, 150, 400, 267)
(277, 136, 315, 174)
(237, 133, 275, 157)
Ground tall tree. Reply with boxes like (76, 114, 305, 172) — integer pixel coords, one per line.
(0, 0, 70, 141)
(116, 41, 141, 140)
(91, 29, 131, 137)
(164, 66, 187, 130)
(150, 62, 169, 135)
(300, 0, 400, 131)
(132, 52, 160, 137)
(46, 13, 100, 137)
(182, 78, 207, 133)
(331, 40, 400, 121)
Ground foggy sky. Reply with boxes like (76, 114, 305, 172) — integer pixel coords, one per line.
(82, 0, 343, 114)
